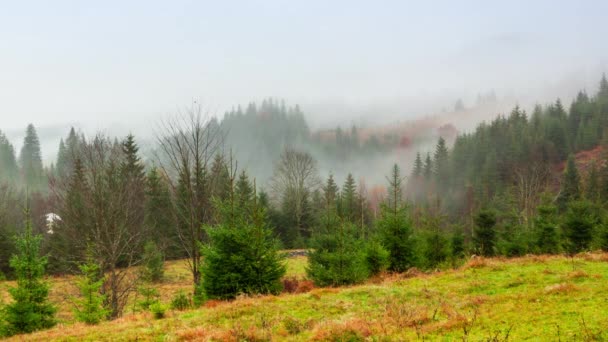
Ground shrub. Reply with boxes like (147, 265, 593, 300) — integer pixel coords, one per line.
(141, 240, 164, 283)
(149, 302, 168, 319)
(307, 222, 369, 287)
(201, 203, 285, 299)
(378, 204, 417, 272)
(137, 286, 160, 311)
(170, 291, 191, 311)
(193, 283, 207, 307)
(451, 229, 465, 259)
(73, 254, 109, 324)
(473, 210, 497, 257)
(364, 240, 389, 276)
(283, 317, 306, 335)
(282, 277, 315, 294)
(563, 200, 597, 254)
(423, 231, 449, 268)
(282, 277, 299, 294)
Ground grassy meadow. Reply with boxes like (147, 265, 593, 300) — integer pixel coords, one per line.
(2, 253, 608, 341)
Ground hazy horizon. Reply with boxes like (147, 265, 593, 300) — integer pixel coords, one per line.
(2, 1, 608, 163)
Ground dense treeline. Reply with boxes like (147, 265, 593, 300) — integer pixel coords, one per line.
(409, 74, 608, 218)
(1, 75, 608, 337)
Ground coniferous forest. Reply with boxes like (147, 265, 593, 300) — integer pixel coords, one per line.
(0, 75, 608, 338)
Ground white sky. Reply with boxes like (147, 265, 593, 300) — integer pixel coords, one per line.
(1, 1, 607, 161)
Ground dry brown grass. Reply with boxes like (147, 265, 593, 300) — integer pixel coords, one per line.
(544, 282, 579, 294)
(311, 318, 374, 341)
(567, 270, 589, 279)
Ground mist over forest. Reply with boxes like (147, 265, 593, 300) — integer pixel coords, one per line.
(3, 2, 608, 340)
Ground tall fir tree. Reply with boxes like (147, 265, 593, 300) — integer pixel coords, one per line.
(378, 164, 416, 272)
(209, 154, 231, 204)
(319, 174, 340, 234)
(341, 173, 357, 223)
(19, 124, 44, 190)
(433, 137, 449, 191)
(235, 170, 253, 219)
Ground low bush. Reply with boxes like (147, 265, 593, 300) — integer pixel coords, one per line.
(149, 302, 168, 319)
(137, 286, 160, 311)
(170, 290, 191, 311)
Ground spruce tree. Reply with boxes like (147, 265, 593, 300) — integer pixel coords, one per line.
(235, 170, 253, 218)
(209, 154, 231, 203)
(412, 152, 422, 178)
(307, 221, 368, 286)
(319, 174, 340, 233)
(363, 239, 389, 276)
(423, 214, 448, 268)
(433, 137, 449, 191)
(378, 164, 416, 272)
(473, 209, 497, 257)
(535, 204, 560, 254)
(201, 185, 285, 299)
(119, 134, 146, 262)
(121, 134, 145, 180)
(55, 139, 67, 178)
(341, 173, 357, 223)
(3, 209, 56, 336)
(141, 240, 164, 283)
(451, 228, 465, 259)
(73, 252, 108, 324)
(19, 124, 44, 190)
(423, 153, 433, 181)
(557, 154, 580, 212)
(562, 200, 596, 254)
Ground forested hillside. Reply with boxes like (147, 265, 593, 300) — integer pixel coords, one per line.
(1, 74, 608, 338)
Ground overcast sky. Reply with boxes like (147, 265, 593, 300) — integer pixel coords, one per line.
(1, 0, 608, 141)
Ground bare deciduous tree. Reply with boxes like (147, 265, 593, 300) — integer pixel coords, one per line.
(51, 134, 146, 319)
(512, 162, 551, 226)
(155, 104, 224, 291)
(269, 146, 320, 239)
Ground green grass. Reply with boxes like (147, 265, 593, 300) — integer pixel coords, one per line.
(4, 253, 608, 341)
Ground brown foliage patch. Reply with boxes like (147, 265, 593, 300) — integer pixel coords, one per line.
(403, 267, 423, 278)
(580, 251, 608, 262)
(311, 319, 373, 341)
(567, 270, 589, 279)
(177, 327, 209, 341)
(282, 277, 315, 294)
(544, 283, 579, 294)
(383, 300, 431, 329)
(204, 300, 224, 308)
(464, 256, 488, 269)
